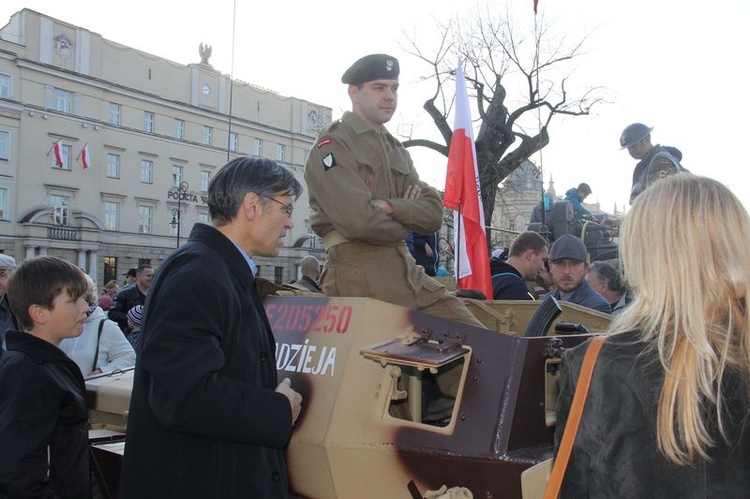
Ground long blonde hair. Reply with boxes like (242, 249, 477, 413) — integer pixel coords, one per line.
(610, 174, 750, 464)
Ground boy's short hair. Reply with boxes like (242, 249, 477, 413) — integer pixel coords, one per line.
(7, 256, 87, 330)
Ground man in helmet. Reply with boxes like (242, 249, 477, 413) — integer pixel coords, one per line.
(620, 123, 687, 204)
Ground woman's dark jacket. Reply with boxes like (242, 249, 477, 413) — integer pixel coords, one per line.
(555, 330, 750, 498)
(118, 223, 293, 498)
(0, 331, 89, 498)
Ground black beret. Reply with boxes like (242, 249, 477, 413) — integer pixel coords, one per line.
(341, 54, 399, 85)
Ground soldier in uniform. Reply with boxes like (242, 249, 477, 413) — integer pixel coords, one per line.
(304, 54, 482, 327)
(620, 122, 687, 204)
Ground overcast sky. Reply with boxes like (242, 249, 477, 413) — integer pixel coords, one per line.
(3, 0, 749, 212)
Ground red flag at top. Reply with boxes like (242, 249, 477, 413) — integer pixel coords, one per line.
(443, 60, 492, 299)
(52, 139, 63, 166)
(534, 0, 540, 14)
(80, 144, 90, 170)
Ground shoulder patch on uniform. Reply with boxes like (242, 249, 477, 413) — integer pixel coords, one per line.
(322, 153, 337, 171)
(317, 138, 332, 149)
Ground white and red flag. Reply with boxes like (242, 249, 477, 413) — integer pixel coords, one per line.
(80, 143, 90, 170)
(52, 139, 64, 166)
(443, 60, 492, 299)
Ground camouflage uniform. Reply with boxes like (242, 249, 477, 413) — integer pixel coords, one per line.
(629, 145, 686, 204)
(304, 111, 481, 327)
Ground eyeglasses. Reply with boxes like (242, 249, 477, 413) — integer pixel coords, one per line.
(263, 196, 294, 217)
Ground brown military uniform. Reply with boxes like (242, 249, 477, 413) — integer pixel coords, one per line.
(304, 111, 482, 327)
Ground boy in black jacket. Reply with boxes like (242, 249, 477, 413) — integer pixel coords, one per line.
(0, 256, 90, 498)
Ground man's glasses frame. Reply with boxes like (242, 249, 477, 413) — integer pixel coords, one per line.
(263, 196, 294, 217)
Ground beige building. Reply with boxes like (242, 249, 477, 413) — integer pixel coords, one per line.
(0, 9, 328, 287)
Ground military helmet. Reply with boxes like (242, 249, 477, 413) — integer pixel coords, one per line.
(619, 123, 653, 150)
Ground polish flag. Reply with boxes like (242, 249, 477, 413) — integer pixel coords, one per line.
(53, 140, 64, 166)
(80, 144, 90, 170)
(443, 60, 492, 299)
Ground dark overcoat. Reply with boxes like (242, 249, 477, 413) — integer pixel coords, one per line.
(119, 223, 292, 498)
(555, 330, 750, 498)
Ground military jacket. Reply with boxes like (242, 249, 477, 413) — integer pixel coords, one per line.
(629, 145, 686, 204)
(304, 111, 442, 245)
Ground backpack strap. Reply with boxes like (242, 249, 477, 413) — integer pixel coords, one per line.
(544, 335, 608, 498)
(91, 318, 105, 373)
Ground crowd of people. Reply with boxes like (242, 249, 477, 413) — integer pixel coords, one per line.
(0, 51, 739, 498)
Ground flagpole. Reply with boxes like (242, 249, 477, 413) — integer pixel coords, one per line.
(455, 202, 462, 289)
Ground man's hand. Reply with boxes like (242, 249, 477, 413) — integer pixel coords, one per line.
(275, 377, 303, 424)
(371, 185, 422, 215)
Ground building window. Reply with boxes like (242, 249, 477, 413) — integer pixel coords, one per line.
(137, 205, 153, 233)
(0, 187, 8, 220)
(140, 160, 153, 183)
(52, 88, 72, 113)
(276, 144, 285, 162)
(0, 130, 8, 160)
(103, 256, 118, 285)
(143, 111, 155, 133)
(109, 103, 121, 125)
(0, 75, 9, 99)
(174, 119, 185, 140)
(51, 143, 72, 170)
(104, 201, 120, 230)
(274, 266, 284, 284)
(198, 212, 210, 224)
(229, 132, 238, 152)
(171, 166, 183, 188)
(508, 216, 517, 233)
(106, 154, 120, 178)
(202, 126, 212, 146)
(49, 195, 70, 225)
(201, 171, 211, 192)
(254, 138, 263, 157)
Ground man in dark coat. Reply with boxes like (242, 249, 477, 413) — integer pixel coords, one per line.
(108, 264, 153, 334)
(491, 231, 549, 300)
(620, 123, 687, 204)
(119, 157, 303, 499)
(548, 234, 611, 314)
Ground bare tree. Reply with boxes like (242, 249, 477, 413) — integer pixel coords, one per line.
(402, 7, 605, 222)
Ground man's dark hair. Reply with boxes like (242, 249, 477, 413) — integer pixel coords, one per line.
(509, 231, 549, 258)
(135, 264, 153, 276)
(208, 157, 303, 226)
(7, 256, 87, 330)
(588, 261, 624, 292)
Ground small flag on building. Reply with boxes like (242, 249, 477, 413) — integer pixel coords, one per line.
(80, 143, 90, 170)
(52, 139, 64, 166)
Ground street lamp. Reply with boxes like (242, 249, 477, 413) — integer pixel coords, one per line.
(169, 181, 189, 248)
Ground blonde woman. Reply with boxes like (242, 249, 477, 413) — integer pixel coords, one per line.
(554, 174, 750, 497)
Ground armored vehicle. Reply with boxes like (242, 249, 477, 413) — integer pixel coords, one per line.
(87, 294, 610, 498)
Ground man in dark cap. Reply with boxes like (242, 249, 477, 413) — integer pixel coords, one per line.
(304, 54, 482, 327)
(619, 123, 687, 204)
(548, 234, 610, 314)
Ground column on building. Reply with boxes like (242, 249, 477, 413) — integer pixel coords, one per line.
(24, 245, 36, 261)
(77, 250, 87, 271)
(88, 251, 98, 283)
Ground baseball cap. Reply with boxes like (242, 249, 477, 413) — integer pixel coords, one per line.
(548, 234, 588, 263)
